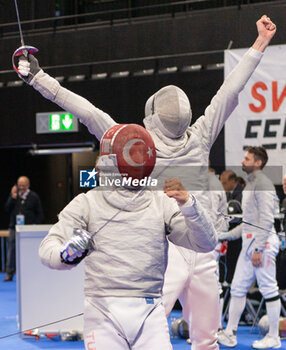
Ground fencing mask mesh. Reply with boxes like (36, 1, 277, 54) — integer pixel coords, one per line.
(144, 85, 192, 138)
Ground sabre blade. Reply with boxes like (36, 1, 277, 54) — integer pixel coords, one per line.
(222, 213, 277, 235)
(12, 0, 39, 73)
(14, 0, 25, 47)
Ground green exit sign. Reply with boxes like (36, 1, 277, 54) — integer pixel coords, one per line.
(50, 113, 73, 131)
(36, 112, 79, 134)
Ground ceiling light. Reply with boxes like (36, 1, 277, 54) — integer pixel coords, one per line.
(133, 69, 154, 76)
(206, 63, 224, 70)
(158, 66, 178, 74)
(67, 75, 86, 82)
(7, 80, 24, 87)
(111, 71, 130, 78)
(181, 64, 202, 72)
(91, 73, 108, 80)
(29, 146, 94, 155)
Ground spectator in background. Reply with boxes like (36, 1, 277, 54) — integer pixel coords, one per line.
(4, 176, 43, 281)
(220, 170, 243, 206)
(220, 170, 244, 283)
(236, 176, 246, 190)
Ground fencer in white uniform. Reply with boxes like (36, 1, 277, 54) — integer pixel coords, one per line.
(183, 169, 229, 345)
(138, 16, 276, 350)
(209, 170, 229, 331)
(218, 147, 281, 349)
(39, 123, 217, 350)
(17, 14, 276, 350)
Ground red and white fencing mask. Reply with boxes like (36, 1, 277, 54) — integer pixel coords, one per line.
(99, 124, 156, 181)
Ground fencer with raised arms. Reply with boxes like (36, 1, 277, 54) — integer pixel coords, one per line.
(17, 14, 276, 350)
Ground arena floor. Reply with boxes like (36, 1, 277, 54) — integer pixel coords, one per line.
(0, 274, 285, 349)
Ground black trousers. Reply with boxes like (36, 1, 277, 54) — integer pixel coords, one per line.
(6, 228, 16, 275)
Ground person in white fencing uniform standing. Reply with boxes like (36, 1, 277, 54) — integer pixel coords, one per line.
(208, 167, 229, 332)
(140, 15, 276, 350)
(218, 147, 281, 349)
(39, 123, 217, 350)
(16, 14, 276, 350)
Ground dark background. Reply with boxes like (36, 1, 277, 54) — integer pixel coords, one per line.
(0, 0, 285, 227)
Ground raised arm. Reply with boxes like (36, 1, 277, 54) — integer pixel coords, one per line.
(194, 15, 276, 149)
(252, 15, 277, 52)
(17, 55, 117, 140)
(5, 185, 18, 213)
(163, 178, 217, 252)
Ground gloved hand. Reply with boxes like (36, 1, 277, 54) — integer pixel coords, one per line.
(228, 215, 242, 224)
(60, 228, 95, 265)
(218, 224, 242, 242)
(218, 231, 232, 242)
(17, 54, 41, 84)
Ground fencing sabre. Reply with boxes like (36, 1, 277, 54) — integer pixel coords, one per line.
(224, 213, 278, 235)
(12, 0, 38, 75)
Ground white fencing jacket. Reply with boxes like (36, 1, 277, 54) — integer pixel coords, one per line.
(218, 170, 277, 253)
(32, 47, 263, 264)
(30, 47, 263, 221)
(242, 170, 276, 251)
(39, 188, 216, 298)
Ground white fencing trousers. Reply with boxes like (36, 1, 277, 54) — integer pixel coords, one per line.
(163, 242, 220, 350)
(231, 233, 280, 299)
(84, 296, 172, 350)
(213, 248, 223, 295)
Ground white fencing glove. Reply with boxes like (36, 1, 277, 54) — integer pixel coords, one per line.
(218, 223, 242, 242)
(60, 228, 95, 265)
(17, 54, 41, 84)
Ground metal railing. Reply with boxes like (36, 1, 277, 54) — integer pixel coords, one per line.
(0, 0, 281, 39)
(0, 0, 281, 83)
(0, 46, 226, 84)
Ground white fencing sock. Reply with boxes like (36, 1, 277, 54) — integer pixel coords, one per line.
(225, 296, 246, 334)
(219, 296, 224, 329)
(266, 298, 281, 338)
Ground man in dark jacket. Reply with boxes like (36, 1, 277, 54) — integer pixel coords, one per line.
(220, 170, 243, 206)
(220, 170, 244, 283)
(4, 176, 43, 281)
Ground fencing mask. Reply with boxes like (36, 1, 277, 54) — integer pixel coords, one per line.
(98, 124, 156, 182)
(144, 85, 192, 139)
